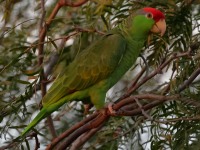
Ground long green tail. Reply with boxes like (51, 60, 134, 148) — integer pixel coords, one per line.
(20, 89, 88, 137)
(21, 108, 47, 137)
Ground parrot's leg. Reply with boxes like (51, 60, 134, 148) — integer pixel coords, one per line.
(89, 89, 106, 110)
(82, 97, 94, 115)
(89, 81, 117, 114)
(89, 88, 117, 115)
(83, 103, 93, 115)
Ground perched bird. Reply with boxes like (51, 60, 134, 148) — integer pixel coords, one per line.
(21, 7, 166, 136)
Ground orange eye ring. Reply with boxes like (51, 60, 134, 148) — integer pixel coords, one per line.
(146, 13, 153, 19)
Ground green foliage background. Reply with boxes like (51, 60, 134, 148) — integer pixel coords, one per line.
(0, 0, 200, 149)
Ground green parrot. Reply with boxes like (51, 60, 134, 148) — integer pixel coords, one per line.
(21, 7, 166, 136)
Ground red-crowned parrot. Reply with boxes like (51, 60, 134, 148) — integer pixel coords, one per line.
(21, 7, 166, 136)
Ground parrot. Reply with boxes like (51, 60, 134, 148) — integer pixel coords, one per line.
(21, 7, 166, 137)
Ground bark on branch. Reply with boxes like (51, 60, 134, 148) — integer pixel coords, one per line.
(46, 94, 178, 149)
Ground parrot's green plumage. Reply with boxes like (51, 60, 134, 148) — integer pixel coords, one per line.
(21, 7, 166, 136)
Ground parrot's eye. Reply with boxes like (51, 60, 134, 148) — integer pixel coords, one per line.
(146, 13, 153, 19)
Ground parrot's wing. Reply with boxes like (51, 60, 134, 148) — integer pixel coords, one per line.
(42, 32, 127, 106)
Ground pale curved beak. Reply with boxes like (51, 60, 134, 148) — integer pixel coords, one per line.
(151, 19, 166, 36)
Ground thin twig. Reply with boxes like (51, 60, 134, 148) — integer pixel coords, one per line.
(47, 116, 57, 138)
(128, 67, 146, 91)
(126, 51, 192, 96)
(178, 67, 200, 92)
(33, 133, 40, 150)
(153, 115, 200, 124)
(135, 98, 152, 120)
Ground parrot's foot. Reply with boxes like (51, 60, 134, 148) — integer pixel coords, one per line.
(107, 103, 117, 116)
(84, 104, 93, 115)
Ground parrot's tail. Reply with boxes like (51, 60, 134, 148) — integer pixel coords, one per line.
(20, 107, 47, 137)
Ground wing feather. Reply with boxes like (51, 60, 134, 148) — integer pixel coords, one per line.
(42, 32, 127, 106)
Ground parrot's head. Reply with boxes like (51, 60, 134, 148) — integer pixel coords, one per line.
(142, 7, 166, 36)
(128, 7, 166, 39)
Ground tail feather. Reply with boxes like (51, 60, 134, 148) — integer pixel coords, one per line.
(21, 108, 47, 137)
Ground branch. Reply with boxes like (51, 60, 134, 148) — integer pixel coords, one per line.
(165, 115, 200, 122)
(126, 51, 192, 96)
(37, 0, 89, 68)
(112, 94, 178, 116)
(46, 94, 178, 149)
(58, 0, 89, 7)
(33, 132, 40, 150)
(128, 67, 146, 90)
(70, 125, 103, 150)
(46, 112, 99, 149)
(57, 111, 109, 149)
(178, 67, 200, 92)
(0, 143, 18, 150)
(47, 116, 57, 138)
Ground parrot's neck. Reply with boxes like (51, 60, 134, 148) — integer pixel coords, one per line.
(108, 29, 147, 87)
(118, 15, 150, 40)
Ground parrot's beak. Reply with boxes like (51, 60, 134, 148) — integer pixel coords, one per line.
(147, 19, 166, 44)
(151, 19, 166, 36)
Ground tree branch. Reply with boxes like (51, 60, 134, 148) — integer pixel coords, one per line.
(70, 125, 103, 150)
(126, 51, 192, 96)
(46, 94, 178, 149)
(57, 112, 109, 149)
(46, 112, 99, 149)
(178, 67, 200, 92)
(58, 0, 89, 7)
